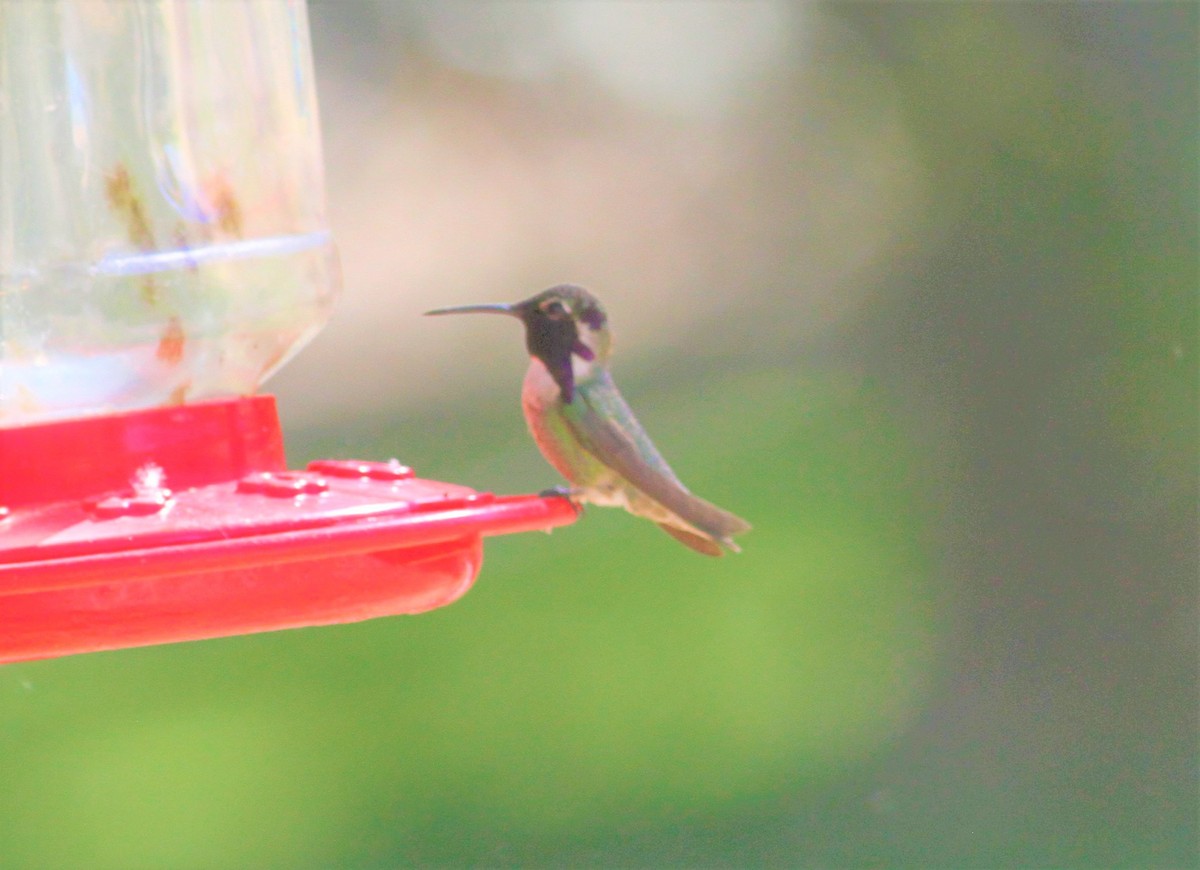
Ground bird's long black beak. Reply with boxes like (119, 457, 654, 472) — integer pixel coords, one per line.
(424, 302, 517, 317)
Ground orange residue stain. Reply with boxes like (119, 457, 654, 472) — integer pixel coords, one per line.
(104, 164, 155, 251)
(140, 275, 159, 305)
(156, 316, 186, 365)
(167, 380, 191, 405)
(106, 163, 161, 305)
(205, 173, 243, 238)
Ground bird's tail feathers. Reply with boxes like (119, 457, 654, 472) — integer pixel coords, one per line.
(657, 523, 726, 557)
(661, 490, 751, 554)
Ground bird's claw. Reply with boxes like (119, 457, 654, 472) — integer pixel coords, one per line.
(539, 486, 585, 513)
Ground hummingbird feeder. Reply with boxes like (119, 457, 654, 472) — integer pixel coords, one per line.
(0, 0, 576, 664)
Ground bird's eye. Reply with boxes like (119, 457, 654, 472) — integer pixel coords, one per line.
(541, 299, 567, 318)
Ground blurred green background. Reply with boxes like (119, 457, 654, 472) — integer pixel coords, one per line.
(1, 2, 1196, 867)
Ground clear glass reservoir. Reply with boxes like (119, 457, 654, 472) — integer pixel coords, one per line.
(0, 0, 339, 423)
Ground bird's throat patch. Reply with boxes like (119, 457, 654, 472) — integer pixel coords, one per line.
(526, 316, 579, 402)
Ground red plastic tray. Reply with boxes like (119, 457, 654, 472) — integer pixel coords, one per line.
(0, 396, 577, 663)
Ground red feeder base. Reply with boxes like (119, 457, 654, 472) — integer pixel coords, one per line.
(0, 396, 577, 663)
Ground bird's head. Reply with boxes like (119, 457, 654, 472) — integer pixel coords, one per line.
(426, 284, 611, 402)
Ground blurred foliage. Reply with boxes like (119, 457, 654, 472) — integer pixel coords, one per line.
(1, 2, 1196, 868)
(1, 367, 941, 868)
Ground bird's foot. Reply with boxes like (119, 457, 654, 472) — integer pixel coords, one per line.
(539, 485, 585, 512)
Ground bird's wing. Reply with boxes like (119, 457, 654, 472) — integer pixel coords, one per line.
(563, 373, 751, 544)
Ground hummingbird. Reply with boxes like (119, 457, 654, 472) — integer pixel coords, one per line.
(426, 285, 750, 556)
